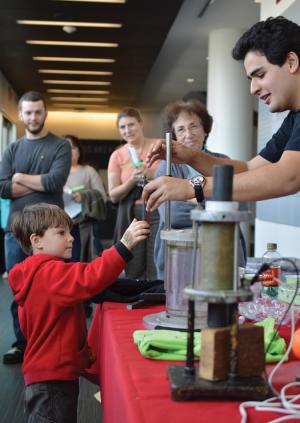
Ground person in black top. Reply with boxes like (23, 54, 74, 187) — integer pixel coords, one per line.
(0, 91, 71, 364)
(142, 16, 300, 209)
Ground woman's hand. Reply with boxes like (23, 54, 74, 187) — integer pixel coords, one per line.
(146, 139, 196, 167)
(121, 218, 150, 250)
(72, 191, 82, 203)
(131, 164, 152, 184)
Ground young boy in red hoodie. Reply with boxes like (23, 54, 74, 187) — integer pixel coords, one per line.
(8, 202, 150, 423)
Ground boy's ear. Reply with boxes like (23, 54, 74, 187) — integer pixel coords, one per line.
(30, 233, 42, 250)
(286, 51, 299, 73)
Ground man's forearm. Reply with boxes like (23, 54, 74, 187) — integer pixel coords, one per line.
(12, 173, 45, 192)
(204, 153, 300, 202)
(189, 151, 248, 176)
(11, 182, 34, 198)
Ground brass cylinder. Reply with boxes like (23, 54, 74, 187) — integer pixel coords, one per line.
(200, 222, 235, 291)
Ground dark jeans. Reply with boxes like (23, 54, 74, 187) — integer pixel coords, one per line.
(24, 379, 79, 423)
(4, 232, 27, 349)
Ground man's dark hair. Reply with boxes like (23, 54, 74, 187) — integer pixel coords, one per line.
(18, 91, 47, 110)
(232, 16, 300, 65)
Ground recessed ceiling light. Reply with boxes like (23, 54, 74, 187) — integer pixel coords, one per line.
(27, 40, 118, 48)
(17, 20, 122, 29)
(43, 80, 111, 86)
(47, 89, 109, 94)
(51, 96, 109, 102)
(186, 78, 195, 83)
(54, 0, 126, 3)
(33, 57, 115, 63)
(39, 69, 113, 76)
(52, 103, 107, 108)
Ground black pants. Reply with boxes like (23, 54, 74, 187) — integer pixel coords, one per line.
(24, 380, 79, 423)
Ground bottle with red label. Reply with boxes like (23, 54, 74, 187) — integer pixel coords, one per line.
(260, 242, 281, 299)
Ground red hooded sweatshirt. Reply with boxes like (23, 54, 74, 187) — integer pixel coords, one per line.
(8, 242, 131, 385)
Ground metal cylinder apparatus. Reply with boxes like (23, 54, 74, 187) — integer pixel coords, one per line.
(184, 165, 252, 327)
(143, 134, 206, 329)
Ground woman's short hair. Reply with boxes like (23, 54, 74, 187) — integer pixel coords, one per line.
(11, 203, 73, 255)
(116, 107, 142, 126)
(64, 134, 85, 165)
(163, 99, 213, 137)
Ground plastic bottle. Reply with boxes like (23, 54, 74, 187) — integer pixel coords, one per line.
(260, 242, 281, 299)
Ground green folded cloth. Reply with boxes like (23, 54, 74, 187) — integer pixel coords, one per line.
(133, 317, 286, 363)
(133, 330, 201, 360)
(255, 317, 287, 363)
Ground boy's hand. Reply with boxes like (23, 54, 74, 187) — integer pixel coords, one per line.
(120, 218, 150, 250)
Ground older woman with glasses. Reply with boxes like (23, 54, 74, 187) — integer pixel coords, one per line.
(154, 99, 246, 279)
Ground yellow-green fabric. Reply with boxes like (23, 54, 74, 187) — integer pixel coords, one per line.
(255, 317, 287, 363)
(133, 317, 286, 363)
(133, 330, 201, 360)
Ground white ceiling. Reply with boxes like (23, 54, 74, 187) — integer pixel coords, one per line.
(139, 0, 260, 111)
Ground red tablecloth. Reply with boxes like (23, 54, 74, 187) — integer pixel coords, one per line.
(88, 303, 300, 423)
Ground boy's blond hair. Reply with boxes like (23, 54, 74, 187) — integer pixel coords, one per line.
(11, 203, 73, 255)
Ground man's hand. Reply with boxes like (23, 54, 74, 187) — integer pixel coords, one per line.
(146, 139, 197, 168)
(12, 173, 44, 192)
(142, 176, 195, 210)
(12, 173, 25, 184)
(120, 218, 150, 250)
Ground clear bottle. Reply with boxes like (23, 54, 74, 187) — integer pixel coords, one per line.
(260, 242, 281, 299)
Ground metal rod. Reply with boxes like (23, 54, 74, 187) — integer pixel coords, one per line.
(228, 308, 239, 383)
(184, 299, 195, 375)
(233, 222, 239, 292)
(191, 221, 199, 289)
(164, 132, 172, 230)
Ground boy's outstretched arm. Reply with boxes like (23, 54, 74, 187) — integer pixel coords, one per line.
(120, 218, 150, 250)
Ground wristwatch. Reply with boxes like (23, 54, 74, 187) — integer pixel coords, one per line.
(189, 175, 206, 203)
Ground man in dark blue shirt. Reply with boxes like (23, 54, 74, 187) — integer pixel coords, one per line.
(0, 91, 71, 364)
(143, 17, 300, 209)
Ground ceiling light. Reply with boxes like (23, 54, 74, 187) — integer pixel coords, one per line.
(27, 40, 118, 48)
(186, 78, 195, 83)
(39, 69, 113, 76)
(33, 57, 115, 63)
(43, 80, 111, 86)
(51, 96, 109, 102)
(54, 0, 126, 3)
(52, 103, 107, 108)
(17, 19, 121, 29)
(62, 26, 77, 34)
(47, 89, 109, 94)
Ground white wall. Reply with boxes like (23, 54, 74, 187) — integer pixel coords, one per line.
(0, 72, 18, 123)
(46, 110, 163, 140)
(255, 219, 300, 258)
(260, 0, 296, 19)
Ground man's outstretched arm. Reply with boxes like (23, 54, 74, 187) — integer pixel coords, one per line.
(143, 151, 300, 210)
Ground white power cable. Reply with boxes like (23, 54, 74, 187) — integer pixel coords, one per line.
(240, 306, 300, 422)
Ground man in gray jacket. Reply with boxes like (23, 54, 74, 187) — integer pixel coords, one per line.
(0, 91, 71, 364)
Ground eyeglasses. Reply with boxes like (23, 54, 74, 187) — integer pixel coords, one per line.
(174, 123, 203, 137)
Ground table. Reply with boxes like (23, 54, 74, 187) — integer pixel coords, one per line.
(88, 303, 300, 423)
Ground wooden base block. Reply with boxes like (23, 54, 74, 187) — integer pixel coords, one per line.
(200, 325, 265, 381)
